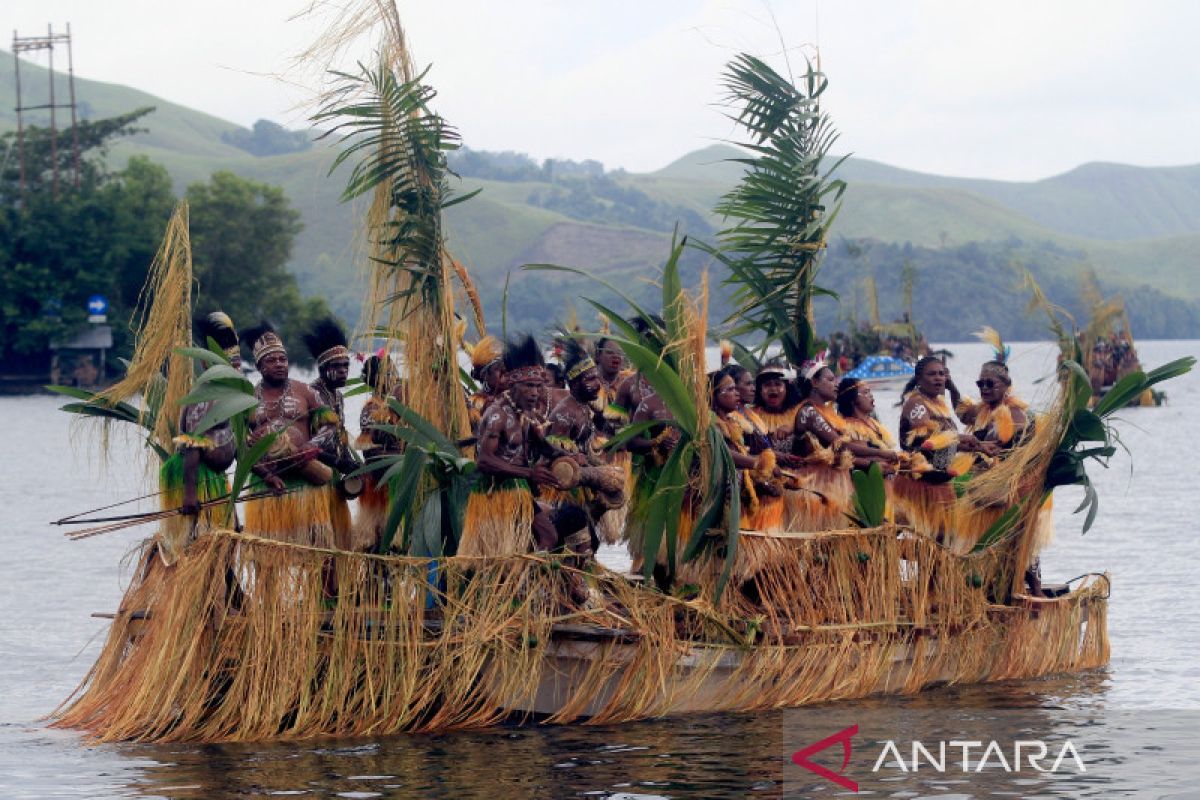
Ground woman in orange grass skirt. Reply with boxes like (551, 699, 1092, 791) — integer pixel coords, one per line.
(894, 356, 981, 550)
(785, 361, 856, 531)
(712, 366, 784, 533)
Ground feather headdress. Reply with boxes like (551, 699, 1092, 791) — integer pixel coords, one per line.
(303, 316, 350, 367)
(561, 338, 596, 383)
(240, 321, 285, 364)
(195, 311, 239, 354)
(467, 335, 503, 372)
(974, 326, 1010, 364)
(503, 334, 545, 383)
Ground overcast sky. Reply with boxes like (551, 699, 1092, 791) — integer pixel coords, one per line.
(7, 0, 1198, 179)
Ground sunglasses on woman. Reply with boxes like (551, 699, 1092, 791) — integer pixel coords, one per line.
(976, 379, 1000, 389)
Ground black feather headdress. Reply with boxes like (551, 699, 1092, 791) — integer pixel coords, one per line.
(561, 338, 596, 383)
(194, 311, 239, 352)
(303, 316, 350, 367)
(503, 334, 544, 382)
(240, 320, 286, 364)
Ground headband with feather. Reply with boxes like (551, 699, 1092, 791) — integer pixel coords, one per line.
(974, 326, 1010, 364)
(303, 316, 350, 368)
(561, 338, 597, 383)
(503, 334, 545, 383)
(240, 320, 285, 364)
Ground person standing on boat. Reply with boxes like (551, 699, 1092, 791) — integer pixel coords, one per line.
(712, 366, 784, 533)
(354, 354, 407, 551)
(161, 312, 243, 560)
(460, 335, 567, 557)
(836, 377, 903, 473)
(752, 361, 803, 464)
(239, 323, 343, 549)
(727, 364, 773, 453)
(786, 361, 855, 531)
(304, 316, 360, 549)
(893, 356, 979, 545)
(607, 315, 665, 432)
(547, 340, 628, 547)
(593, 335, 632, 431)
(465, 335, 505, 431)
(952, 332, 1050, 588)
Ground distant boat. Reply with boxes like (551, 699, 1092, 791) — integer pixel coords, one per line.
(844, 354, 914, 387)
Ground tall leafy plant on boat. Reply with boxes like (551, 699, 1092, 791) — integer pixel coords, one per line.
(312, 4, 480, 552)
(965, 274, 1194, 594)
(311, 6, 475, 441)
(527, 239, 745, 598)
(703, 53, 847, 365)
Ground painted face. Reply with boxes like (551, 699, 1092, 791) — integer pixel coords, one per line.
(760, 376, 787, 410)
(812, 367, 838, 402)
(229, 354, 243, 371)
(714, 375, 740, 413)
(258, 351, 289, 384)
(598, 341, 624, 375)
(854, 384, 876, 415)
(574, 368, 602, 402)
(322, 358, 350, 389)
(735, 370, 755, 405)
(511, 377, 544, 411)
(976, 369, 1008, 405)
(918, 360, 948, 396)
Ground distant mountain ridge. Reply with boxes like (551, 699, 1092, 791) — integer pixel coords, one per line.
(3, 50, 1198, 338)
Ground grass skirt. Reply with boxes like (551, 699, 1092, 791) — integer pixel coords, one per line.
(891, 475, 957, 544)
(626, 455, 662, 569)
(743, 493, 785, 534)
(53, 527, 1109, 744)
(243, 475, 339, 548)
(157, 453, 229, 564)
(783, 466, 853, 532)
(460, 476, 534, 557)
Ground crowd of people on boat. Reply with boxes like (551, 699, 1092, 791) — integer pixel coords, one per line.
(1084, 331, 1140, 393)
(171, 311, 1048, 597)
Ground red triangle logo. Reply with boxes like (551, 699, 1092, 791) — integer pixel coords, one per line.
(791, 723, 859, 792)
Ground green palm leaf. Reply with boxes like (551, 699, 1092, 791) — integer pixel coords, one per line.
(710, 53, 846, 364)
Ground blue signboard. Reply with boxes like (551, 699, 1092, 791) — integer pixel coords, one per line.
(87, 295, 108, 315)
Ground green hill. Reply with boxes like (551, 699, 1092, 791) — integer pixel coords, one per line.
(3, 50, 1199, 337)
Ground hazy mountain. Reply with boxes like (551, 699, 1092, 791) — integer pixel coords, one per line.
(3, 51, 1198, 338)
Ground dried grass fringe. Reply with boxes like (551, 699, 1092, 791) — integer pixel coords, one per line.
(53, 526, 1108, 743)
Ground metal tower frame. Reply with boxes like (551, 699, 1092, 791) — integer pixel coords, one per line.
(12, 23, 81, 196)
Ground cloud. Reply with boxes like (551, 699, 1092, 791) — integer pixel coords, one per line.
(8, 0, 1198, 178)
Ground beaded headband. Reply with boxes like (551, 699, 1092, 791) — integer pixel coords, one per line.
(566, 357, 596, 381)
(317, 345, 351, 368)
(252, 332, 286, 364)
(507, 366, 544, 383)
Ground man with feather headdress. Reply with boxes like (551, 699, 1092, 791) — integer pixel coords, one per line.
(240, 322, 343, 549)
(464, 335, 506, 430)
(158, 311, 243, 560)
(460, 335, 568, 557)
(304, 316, 361, 548)
(547, 339, 628, 555)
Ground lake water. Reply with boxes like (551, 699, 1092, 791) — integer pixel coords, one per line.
(2, 340, 1198, 799)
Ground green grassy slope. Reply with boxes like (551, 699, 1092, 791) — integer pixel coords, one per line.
(2, 51, 1197, 333)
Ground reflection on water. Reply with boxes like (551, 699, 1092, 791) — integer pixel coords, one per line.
(1, 341, 1197, 798)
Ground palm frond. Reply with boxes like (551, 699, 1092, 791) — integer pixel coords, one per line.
(711, 53, 846, 364)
